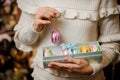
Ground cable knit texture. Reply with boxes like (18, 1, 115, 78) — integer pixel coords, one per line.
(14, 0, 120, 80)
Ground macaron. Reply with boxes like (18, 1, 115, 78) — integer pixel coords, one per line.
(89, 45, 98, 52)
(80, 45, 91, 53)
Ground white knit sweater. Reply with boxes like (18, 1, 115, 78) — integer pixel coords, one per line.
(14, 0, 120, 80)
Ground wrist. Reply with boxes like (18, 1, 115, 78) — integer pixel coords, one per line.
(80, 66, 93, 75)
(86, 66, 94, 75)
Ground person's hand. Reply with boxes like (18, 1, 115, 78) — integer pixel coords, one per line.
(33, 7, 58, 32)
(48, 57, 93, 75)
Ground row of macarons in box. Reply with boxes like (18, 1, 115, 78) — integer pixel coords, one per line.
(43, 42, 101, 57)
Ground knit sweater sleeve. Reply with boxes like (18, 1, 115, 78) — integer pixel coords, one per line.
(16, 0, 38, 14)
(14, 11, 41, 52)
(13, 0, 40, 52)
(90, 14, 120, 75)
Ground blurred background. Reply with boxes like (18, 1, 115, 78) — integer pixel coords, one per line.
(0, 0, 34, 80)
(0, 0, 120, 80)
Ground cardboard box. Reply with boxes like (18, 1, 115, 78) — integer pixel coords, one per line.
(43, 41, 102, 68)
